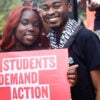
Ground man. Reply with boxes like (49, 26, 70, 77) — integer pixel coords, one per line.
(87, 0, 100, 39)
(41, 0, 100, 100)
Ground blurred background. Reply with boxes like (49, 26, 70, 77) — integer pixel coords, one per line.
(0, 0, 21, 35)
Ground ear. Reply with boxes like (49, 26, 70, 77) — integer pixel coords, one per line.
(68, 3, 72, 12)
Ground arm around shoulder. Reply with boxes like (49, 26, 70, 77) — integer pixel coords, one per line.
(87, 1, 100, 11)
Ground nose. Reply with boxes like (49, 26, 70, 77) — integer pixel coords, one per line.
(27, 24, 34, 32)
(48, 8, 55, 16)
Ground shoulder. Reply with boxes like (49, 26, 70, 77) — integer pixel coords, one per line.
(96, 7, 100, 11)
(73, 27, 100, 51)
(78, 28, 93, 37)
(76, 27, 99, 42)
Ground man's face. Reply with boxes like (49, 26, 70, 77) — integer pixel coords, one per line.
(42, 0, 71, 28)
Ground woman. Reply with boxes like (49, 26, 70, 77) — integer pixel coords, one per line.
(0, 6, 48, 52)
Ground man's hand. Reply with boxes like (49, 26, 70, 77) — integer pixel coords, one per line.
(67, 64, 78, 87)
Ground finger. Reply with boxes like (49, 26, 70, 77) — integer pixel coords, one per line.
(67, 74, 77, 79)
(67, 69, 77, 75)
(69, 79, 77, 87)
(68, 64, 78, 71)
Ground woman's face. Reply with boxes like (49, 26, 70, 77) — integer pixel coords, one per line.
(15, 10, 40, 46)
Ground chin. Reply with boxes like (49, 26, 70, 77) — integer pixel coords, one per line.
(50, 24, 61, 30)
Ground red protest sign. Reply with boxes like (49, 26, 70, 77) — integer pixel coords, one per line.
(0, 49, 71, 100)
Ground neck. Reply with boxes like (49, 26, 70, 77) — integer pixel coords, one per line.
(11, 41, 33, 51)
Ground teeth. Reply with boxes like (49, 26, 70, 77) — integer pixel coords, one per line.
(49, 18, 58, 22)
(25, 35, 34, 40)
(27, 35, 33, 39)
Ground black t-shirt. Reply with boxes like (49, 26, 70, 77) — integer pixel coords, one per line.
(68, 28, 100, 100)
(94, 8, 100, 30)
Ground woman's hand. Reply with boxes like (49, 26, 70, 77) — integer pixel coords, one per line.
(67, 64, 78, 87)
(87, 1, 100, 11)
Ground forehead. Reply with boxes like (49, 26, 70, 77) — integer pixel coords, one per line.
(21, 10, 38, 19)
(42, 0, 66, 4)
(23, 0, 33, 1)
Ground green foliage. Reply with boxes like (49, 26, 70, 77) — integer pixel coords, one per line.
(38, 0, 42, 8)
(0, 0, 42, 34)
(0, 0, 22, 34)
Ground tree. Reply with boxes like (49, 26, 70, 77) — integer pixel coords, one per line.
(0, 0, 21, 34)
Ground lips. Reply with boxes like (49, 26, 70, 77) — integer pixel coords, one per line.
(47, 17, 59, 23)
(24, 34, 36, 41)
(26, 35, 34, 40)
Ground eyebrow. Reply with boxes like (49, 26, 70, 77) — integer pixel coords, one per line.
(42, 1, 61, 6)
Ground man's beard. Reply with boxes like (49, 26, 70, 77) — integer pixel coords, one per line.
(51, 17, 68, 31)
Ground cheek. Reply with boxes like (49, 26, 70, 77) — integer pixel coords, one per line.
(17, 24, 26, 32)
(35, 28, 41, 35)
(42, 12, 48, 22)
(42, 11, 46, 17)
(15, 26, 25, 39)
(60, 11, 67, 22)
(59, 6, 67, 16)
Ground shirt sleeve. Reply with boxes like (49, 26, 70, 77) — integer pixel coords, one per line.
(85, 32, 100, 70)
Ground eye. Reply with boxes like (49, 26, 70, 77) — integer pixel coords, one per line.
(54, 3, 61, 9)
(21, 20, 29, 26)
(42, 6, 49, 11)
(33, 22, 39, 27)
